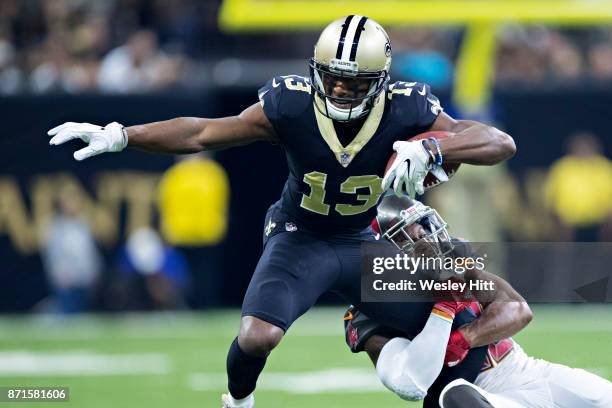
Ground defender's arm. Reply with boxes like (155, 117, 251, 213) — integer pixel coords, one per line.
(375, 302, 468, 401)
(459, 268, 532, 347)
(428, 113, 516, 165)
(345, 270, 528, 400)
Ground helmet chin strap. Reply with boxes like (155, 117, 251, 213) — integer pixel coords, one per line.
(325, 98, 369, 121)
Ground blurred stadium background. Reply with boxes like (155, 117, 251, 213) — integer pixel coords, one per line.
(0, 0, 611, 407)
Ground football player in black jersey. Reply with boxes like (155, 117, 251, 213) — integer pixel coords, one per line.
(49, 16, 516, 408)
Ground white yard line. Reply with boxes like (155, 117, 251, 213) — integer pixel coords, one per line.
(188, 368, 387, 394)
(0, 307, 610, 341)
(1, 324, 610, 342)
(188, 367, 610, 394)
(0, 351, 171, 376)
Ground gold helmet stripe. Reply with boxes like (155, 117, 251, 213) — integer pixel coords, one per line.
(335, 15, 354, 59)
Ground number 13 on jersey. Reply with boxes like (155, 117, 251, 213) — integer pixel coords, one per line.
(301, 171, 384, 216)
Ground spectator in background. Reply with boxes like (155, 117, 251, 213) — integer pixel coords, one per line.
(548, 32, 584, 80)
(157, 153, 229, 246)
(42, 186, 102, 314)
(157, 153, 229, 307)
(389, 28, 454, 88)
(0, 36, 23, 94)
(5, 0, 612, 92)
(588, 42, 612, 81)
(112, 227, 190, 311)
(97, 29, 185, 93)
(545, 132, 612, 241)
(30, 33, 96, 93)
(496, 26, 548, 84)
(27, 0, 107, 93)
(427, 163, 508, 243)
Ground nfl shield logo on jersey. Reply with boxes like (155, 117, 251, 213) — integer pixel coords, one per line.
(285, 222, 297, 232)
(340, 152, 351, 166)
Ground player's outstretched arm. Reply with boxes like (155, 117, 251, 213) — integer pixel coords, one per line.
(48, 102, 274, 160)
(428, 113, 516, 165)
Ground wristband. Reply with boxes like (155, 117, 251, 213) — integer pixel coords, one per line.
(121, 127, 128, 146)
(428, 137, 443, 166)
(421, 139, 437, 164)
(432, 302, 456, 322)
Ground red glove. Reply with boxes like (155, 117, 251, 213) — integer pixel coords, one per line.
(433, 301, 471, 320)
(445, 329, 471, 367)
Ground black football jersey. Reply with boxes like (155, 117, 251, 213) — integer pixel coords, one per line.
(258, 75, 443, 233)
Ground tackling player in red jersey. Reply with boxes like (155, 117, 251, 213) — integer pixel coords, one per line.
(345, 195, 612, 408)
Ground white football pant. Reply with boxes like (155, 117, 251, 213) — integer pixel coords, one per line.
(440, 342, 612, 408)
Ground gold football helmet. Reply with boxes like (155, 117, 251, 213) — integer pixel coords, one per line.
(310, 15, 392, 121)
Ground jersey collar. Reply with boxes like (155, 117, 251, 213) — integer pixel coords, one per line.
(313, 91, 386, 168)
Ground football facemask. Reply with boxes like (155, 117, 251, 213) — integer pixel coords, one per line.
(376, 195, 454, 258)
(310, 61, 387, 121)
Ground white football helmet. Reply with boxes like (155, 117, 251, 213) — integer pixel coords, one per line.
(310, 15, 392, 122)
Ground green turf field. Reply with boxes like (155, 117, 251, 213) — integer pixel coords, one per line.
(0, 305, 609, 408)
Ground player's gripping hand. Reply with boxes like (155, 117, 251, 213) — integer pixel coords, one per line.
(445, 329, 471, 367)
(48, 122, 127, 161)
(432, 301, 470, 320)
(382, 140, 432, 197)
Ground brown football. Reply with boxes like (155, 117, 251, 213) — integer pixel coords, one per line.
(385, 131, 460, 191)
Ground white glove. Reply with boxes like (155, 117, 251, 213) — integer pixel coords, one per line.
(48, 122, 128, 161)
(382, 140, 432, 197)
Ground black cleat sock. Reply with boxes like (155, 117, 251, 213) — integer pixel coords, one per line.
(442, 384, 495, 408)
(227, 337, 268, 400)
